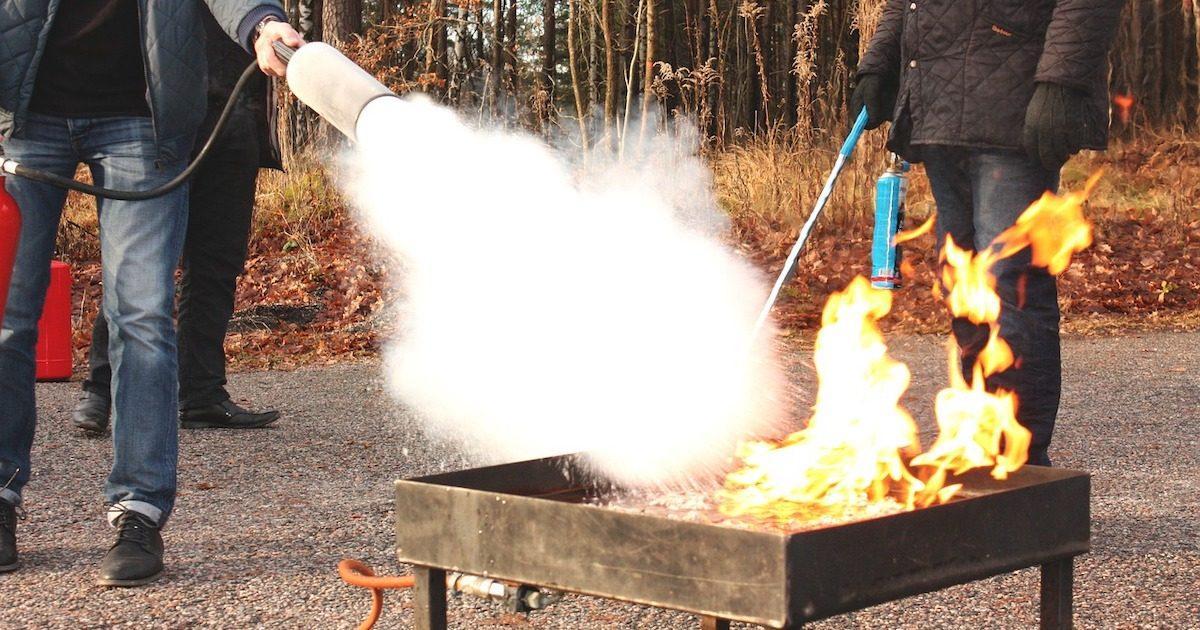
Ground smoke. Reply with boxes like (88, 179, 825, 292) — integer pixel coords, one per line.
(347, 96, 787, 488)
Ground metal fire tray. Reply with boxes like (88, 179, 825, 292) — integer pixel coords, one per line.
(395, 454, 1089, 629)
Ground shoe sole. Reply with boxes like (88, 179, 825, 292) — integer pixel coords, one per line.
(181, 414, 280, 430)
(96, 569, 162, 587)
(0, 560, 18, 573)
(74, 421, 109, 436)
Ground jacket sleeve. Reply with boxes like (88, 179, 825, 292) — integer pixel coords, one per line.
(1035, 0, 1125, 92)
(204, 1, 288, 52)
(857, 0, 906, 79)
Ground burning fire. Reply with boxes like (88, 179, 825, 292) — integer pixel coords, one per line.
(719, 277, 922, 520)
(719, 175, 1100, 522)
(1113, 93, 1134, 124)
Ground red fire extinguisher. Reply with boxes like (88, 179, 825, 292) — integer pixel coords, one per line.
(0, 176, 20, 332)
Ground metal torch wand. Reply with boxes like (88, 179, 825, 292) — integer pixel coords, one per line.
(750, 107, 870, 337)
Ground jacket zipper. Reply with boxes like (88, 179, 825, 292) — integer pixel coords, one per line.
(16, 0, 65, 136)
(136, 0, 162, 160)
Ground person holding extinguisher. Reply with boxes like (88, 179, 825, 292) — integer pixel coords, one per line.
(0, 0, 303, 587)
(72, 6, 283, 436)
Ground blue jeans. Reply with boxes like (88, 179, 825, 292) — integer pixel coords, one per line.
(0, 114, 191, 525)
(921, 146, 1061, 467)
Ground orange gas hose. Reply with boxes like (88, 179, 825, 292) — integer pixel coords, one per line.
(338, 558, 416, 630)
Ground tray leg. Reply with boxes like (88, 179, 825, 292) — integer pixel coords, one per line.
(413, 566, 448, 630)
(1039, 557, 1073, 630)
(699, 616, 730, 630)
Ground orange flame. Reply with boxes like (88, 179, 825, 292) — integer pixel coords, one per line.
(1113, 93, 1134, 125)
(718, 277, 923, 519)
(719, 177, 1098, 524)
(894, 213, 936, 246)
(913, 175, 1097, 484)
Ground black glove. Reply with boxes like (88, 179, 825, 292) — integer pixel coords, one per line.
(1022, 82, 1088, 171)
(849, 73, 897, 130)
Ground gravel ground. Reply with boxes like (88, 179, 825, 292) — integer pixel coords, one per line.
(3, 332, 1198, 629)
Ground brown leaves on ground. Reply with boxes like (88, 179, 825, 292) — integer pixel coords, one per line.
(67, 211, 385, 375)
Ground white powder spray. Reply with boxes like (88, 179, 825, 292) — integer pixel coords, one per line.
(347, 96, 787, 487)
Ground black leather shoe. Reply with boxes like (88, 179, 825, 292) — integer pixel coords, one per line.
(180, 399, 280, 429)
(97, 511, 163, 587)
(0, 500, 18, 573)
(72, 391, 111, 435)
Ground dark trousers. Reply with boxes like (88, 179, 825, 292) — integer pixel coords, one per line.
(921, 146, 1061, 466)
(85, 113, 260, 410)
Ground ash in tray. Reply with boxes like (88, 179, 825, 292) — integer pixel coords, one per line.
(592, 490, 908, 533)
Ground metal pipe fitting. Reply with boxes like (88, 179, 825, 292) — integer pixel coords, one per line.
(448, 572, 563, 613)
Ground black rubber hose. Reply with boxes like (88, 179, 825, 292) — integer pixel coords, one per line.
(9, 59, 264, 201)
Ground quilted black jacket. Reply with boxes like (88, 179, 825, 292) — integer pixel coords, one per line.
(858, 0, 1124, 162)
(0, 0, 284, 151)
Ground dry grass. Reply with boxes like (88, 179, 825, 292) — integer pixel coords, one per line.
(712, 128, 936, 261)
(250, 164, 344, 261)
(716, 129, 1200, 264)
(52, 161, 345, 267)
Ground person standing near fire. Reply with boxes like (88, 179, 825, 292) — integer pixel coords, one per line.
(71, 6, 283, 435)
(850, 0, 1124, 465)
(0, 0, 303, 586)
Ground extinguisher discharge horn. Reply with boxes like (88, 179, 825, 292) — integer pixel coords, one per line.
(275, 41, 399, 143)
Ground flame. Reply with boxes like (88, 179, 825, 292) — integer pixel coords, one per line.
(894, 213, 936, 245)
(911, 174, 1098, 482)
(997, 173, 1098, 274)
(1113, 93, 1134, 124)
(719, 177, 1097, 524)
(718, 277, 923, 519)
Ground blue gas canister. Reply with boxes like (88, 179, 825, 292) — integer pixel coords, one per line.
(870, 154, 910, 289)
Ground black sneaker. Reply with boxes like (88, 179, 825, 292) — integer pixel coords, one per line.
(72, 391, 111, 436)
(97, 511, 163, 587)
(0, 500, 18, 573)
(180, 399, 280, 429)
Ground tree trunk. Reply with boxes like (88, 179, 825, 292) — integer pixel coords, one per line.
(709, 0, 726, 143)
(450, 2, 470, 105)
(622, 0, 641, 105)
(542, 0, 558, 125)
(661, 0, 681, 114)
(492, 0, 504, 114)
(785, 0, 797, 127)
(506, 0, 519, 96)
(568, 0, 591, 148)
(602, 0, 618, 139)
(588, 0, 599, 114)
(321, 0, 361, 48)
(1191, 0, 1200, 127)
(425, 0, 447, 91)
(297, 0, 321, 40)
(641, 0, 656, 123)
